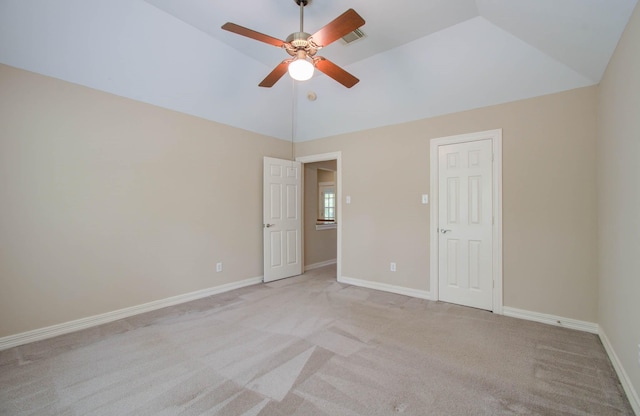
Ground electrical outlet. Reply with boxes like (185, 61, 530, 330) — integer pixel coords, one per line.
(390, 262, 397, 272)
(216, 262, 223, 272)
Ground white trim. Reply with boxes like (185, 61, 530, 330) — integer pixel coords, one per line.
(502, 306, 599, 334)
(296, 152, 342, 280)
(429, 129, 503, 313)
(599, 328, 640, 415)
(339, 275, 432, 300)
(304, 259, 337, 272)
(0, 276, 263, 351)
(315, 223, 336, 231)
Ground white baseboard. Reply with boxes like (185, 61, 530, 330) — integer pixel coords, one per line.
(599, 328, 640, 415)
(304, 259, 337, 272)
(339, 276, 432, 300)
(0, 276, 263, 351)
(502, 306, 599, 334)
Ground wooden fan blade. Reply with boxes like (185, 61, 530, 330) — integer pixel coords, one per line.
(221, 22, 285, 47)
(314, 57, 359, 88)
(310, 9, 365, 48)
(259, 61, 290, 88)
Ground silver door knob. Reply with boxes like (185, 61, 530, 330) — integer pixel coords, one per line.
(264, 224, 275, 228)
(440, 229, 452, 233)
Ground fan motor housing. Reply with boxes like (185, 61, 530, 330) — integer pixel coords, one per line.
(286, 32, 311, 47)
(285, 32, 318, 57)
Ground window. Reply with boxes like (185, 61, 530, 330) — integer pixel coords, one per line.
(317, 181, 336, 230)
(315, 167, 336, 230)
(319, 183, 335, 221)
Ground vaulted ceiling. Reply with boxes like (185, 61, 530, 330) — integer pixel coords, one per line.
(0, 0, 637, 141)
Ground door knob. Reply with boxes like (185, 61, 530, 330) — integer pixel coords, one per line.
(440, 229, 452, 234)
(264, 224, 275, 228)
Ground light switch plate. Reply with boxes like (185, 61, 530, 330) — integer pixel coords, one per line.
(422, 194, 429, 204)
(346, 195, 351, 204)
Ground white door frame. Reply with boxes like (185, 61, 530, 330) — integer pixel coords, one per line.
(296, 151, 342, 279)
(429, 129, 503, 314)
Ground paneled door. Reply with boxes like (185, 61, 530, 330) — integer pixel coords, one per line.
(263, 157, 302, 283)
(438, 139, 493, 310)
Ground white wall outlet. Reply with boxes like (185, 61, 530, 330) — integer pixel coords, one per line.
(346, 195, 351, 204)
(422, 194, 429, 204)
(216, 262, 223, 272)
(390, 262, 397, 272)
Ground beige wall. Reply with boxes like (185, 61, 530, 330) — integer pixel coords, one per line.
(597, 2, 640, 404)
(317, 168, 335, 184)
(304, 161, 337, 267)
(0, 63, 600, 338)
(0, 64, 292, 337)
(296, 86, 599, 322)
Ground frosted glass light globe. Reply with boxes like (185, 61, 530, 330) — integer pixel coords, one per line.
(288, 58, 314, 81)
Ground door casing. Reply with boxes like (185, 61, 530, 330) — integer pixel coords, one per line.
(429, 129, 503, 313)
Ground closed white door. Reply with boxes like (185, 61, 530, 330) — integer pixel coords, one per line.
(438, 139, 493, 310)
(263, 157, 302, 283)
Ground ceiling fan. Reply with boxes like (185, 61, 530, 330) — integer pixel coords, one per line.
(221, 0, 365, 88)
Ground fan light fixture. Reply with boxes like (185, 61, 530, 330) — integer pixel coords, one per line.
(221, 1, 365, 88)
(288, 57, 314, 81)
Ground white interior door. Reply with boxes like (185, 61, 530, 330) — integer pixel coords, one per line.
(438, 139, 493, 310)
(263, 157, 302, 283)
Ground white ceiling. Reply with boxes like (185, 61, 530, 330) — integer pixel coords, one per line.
(0, 0, 637, 141)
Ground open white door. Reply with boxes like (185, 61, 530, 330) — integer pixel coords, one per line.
(438, 139, 493, 310)
(263, 157, 302, 283)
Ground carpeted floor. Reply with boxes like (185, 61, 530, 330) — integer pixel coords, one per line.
(0, 265, 634, 415)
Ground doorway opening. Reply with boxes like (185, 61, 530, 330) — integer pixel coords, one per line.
(296, 152, 342, 279)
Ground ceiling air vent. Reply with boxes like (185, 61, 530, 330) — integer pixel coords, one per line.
(341, 28, 366, 45)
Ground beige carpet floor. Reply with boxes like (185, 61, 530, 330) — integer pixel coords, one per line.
(0, 265, 634, 415)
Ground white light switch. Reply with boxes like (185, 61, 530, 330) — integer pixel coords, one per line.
(346, 195, 351, 204)
(422, 194, 429, 204)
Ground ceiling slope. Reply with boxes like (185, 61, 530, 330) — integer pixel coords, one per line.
(0, 0, 637, 141)
(477, 0, 639, 83)
(294, 16, 595, 141)
(0, 0, 296, 139)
